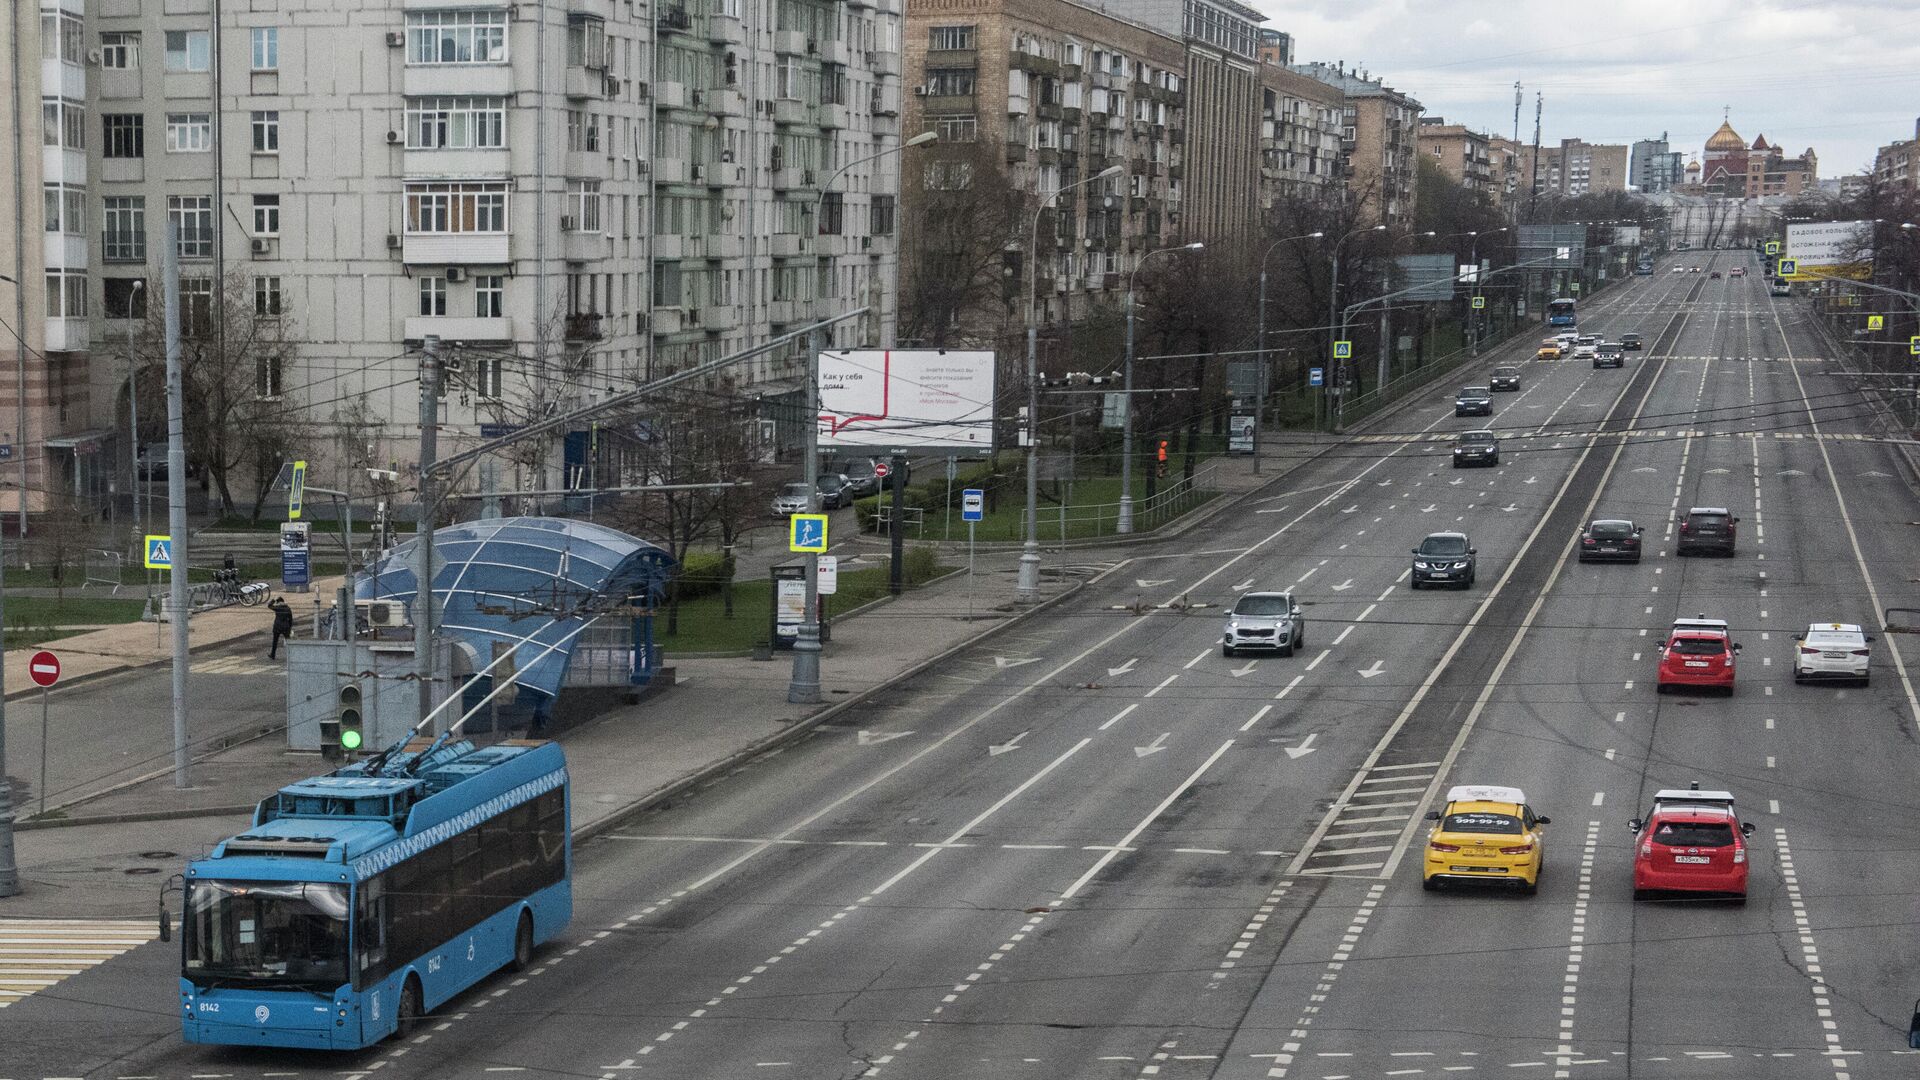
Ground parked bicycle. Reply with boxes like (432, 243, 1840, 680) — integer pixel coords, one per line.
(212, 567, 271, 607)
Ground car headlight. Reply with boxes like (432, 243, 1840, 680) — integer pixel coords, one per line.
(1452, 561, 1470, 570)
(1414, 561, 1432, 570)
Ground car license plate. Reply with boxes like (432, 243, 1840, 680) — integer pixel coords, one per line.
(1685, 661, 1710, 668)
(1823, 652, 1846, 659)
(1599, 545, 1616, 552)
(1430, 572, 1452, 578)
(1674, 855, 1711, 864)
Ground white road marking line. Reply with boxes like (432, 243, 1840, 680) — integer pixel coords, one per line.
(1058, 740, 1237, 902)
(1592, 792, 1605, 806)
(1145, 675, 1179, 698)
(1304, 649, 1331, 671)
(1274, 674, 1305, 701)
(1100, 703, 1140, 731)
(1331, 626, 1354, 646)
(1240, 705, 1274, 733)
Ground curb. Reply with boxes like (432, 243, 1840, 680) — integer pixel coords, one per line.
(570, 572, 1088, 846)
(3, 626, 267, 702)
(15, 803, 259, 831)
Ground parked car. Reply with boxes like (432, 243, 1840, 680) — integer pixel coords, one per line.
(833, 458, 883, 497)
(771, 482, 812, 516)
(816, 473, 853, 510)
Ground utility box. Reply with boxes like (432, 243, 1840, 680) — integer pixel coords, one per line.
(284, 637, 455, 752)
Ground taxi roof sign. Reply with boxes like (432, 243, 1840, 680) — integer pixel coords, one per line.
(1444, 784, 1527, 806)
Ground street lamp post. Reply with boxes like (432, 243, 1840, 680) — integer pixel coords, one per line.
(1446, 228, 1506, 355)
(0, 273, 18, 895)
(1327, 225, 1385, 433)
(1379, 231, 1435, 390)
(126, 280, 145, 543)
(1254, 231, 1322, 474)
(1017, 163, 1123, 603)
(1116, 241, 1203, 535)
(788, 130, 935, 704)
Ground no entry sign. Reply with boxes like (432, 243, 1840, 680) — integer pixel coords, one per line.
(28, 650, 61, 688)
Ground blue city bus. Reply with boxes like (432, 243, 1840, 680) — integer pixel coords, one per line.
(173, 738, 571, 1049)
(1547, 297, 1577, 327)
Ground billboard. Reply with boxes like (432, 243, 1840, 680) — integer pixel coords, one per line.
(1611, 226, 1642, 247)
(817, 350, 996, 452)
(1517, 224, 1585, 267)
(1393, 254, 1456, 302)
(1783, 220, 1874, 282)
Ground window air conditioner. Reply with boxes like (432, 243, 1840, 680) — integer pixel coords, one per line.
(560, 215, 578, 230)
(446, 267, 467, 282)
(386, 31, 405, 47)
(356, 599, 411, 627)
(386, 129, 402, 144)
(387, 233, 402, 249)
(250, 237, 271, 255)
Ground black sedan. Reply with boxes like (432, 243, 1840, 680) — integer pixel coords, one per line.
(1489, 366, 1522, 391)
(1578, 518, 1644, 562)
(1620, 332, 1643, 351)
(1454, 386, 1493, 417)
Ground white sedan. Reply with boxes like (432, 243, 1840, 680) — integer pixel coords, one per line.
(1793, 622, 1873, 685)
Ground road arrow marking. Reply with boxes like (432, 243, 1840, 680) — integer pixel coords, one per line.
(1633, 466, 1658, 473)
(1107, 658, 1139, 678)
(1375, 479, 1393, 487)
(989, 731, 1029, 755)
(1524, 475, 1538, 485)
(1358, 660, 1386, 679)
(1284, 733, 1319, 759)
(995, 656, 1043, 669)
(1230, 660, 1258, 678)
(1330, 579, 1354, 592)
(1340, 504, 1359, 514)
(857, 730, 916, 746)
(1421, 504, 1437, 513)
(1502, 503, 1519, 512)
(1135, 732, 1171, 757)
(1449, 478, 1465, 486)
(1231, 578, 1255, 591)
(1862, 470, 1891, 478)
(1135, 578, 1174, 588)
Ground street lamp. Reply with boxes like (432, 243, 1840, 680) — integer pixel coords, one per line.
(1327, 224, 1386, 432)
(0, 272, 17, 896)
(1254, 231, 1322, 474)
(1116, 241, 1204, 535)
(788, 129, 936, 705)
(1448, 228, 1508, 355)
(126, 280, 146, 542)
(1017, 163, 1124, 603)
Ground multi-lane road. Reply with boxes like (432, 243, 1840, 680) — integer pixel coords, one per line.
(11, 254, 1920, 1079)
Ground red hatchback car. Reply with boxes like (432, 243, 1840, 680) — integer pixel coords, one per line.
(1629, 787, 1756, 901)
(1656, 624, 1740, 695)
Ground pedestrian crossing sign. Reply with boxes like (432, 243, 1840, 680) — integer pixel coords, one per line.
(1777, 258, 1796, 276)
(1910, 336, 1920, 357)
(1471, 296, 1486, 310)
(789, 513, 828, 553)
(1765, 241, 1780, 255)
(1869, 315, 1884, 331)
(1332, 340, 1352, 360)
(144, 534, 173, 570)
(289, 459, 306, 521)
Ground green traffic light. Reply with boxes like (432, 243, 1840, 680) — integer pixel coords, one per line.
(340, 729, 363, 750)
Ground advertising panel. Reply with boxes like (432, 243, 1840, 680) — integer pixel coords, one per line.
(1783, 220, 1874, 281)
(280, 521, 311, 589)
(1393, 254, 1457, 302)
(818, 350, 996, 452)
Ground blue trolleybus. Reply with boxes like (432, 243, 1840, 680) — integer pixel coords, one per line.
(173, 738, 570, 1049)
(1547, 297, 1578, 327)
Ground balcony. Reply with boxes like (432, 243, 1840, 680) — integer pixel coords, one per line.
(773, 30, 808, 56)
(767, 299, 804, 324)
(772, 167, 816, 192)
(771, 232, 807, 258)
(773, 98, 811, 126)
(564, 312, 604, 341)
(562, 230, 608, 262)
(653, 80, 688, 110)
(869, 48, 900, 77)
(697, 304, 740, 330)
(653, 234, 684, 260)
(650, 307, 685, 335)
(1006, 143, 1029, 164)
(404, 233, 510, 265)
(818, 103, 849, 130)
(706, 235, 745, 259)
(873, 113, 899, 138)
(709, 87, 748, 119)
(707, 13, 744, 46)
(651, 156, 688, 185)
(819, 40, 851, 66)
(43, 232, 87, 269)
(43, 317, 88, 353)
(403, 316, 514, 342)
(813, 234, 847, 257)
(564, 64, 604, 100)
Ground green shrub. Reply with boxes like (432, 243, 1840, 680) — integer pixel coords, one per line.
(901, 545, 939, 584)
(668, 551, 732, 602)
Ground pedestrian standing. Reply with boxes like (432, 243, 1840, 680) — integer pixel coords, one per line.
(268, 596, 294, 659)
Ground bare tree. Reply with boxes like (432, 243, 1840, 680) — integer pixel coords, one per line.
(898, 141, 1030, 347)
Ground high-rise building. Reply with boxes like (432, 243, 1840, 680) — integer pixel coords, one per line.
(1631, 134, 1684, 193)
(1291, 62, 1422, 226)
(1257, 61, 1344, 208)
(1874, 118, 1919, 194)
(1416, 118, 1496, 201)
(15, 0, 912, 513)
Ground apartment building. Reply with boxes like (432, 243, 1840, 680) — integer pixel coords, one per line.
(1873, 118, 1918, 194)
(1487, 135, 1522, 211)
(1416, 118, 1495, 201)
(1257, 60, 1343, 208)
(6, 4, 68, 518)
(1630, 133, 1684, 193)
(903, 0, 1189, 326)
(1292, 61, 1422, 226)
(19, 0, 908, 510)
(1524, 137, 1628, 197)
(1744, 136, 1816, 198)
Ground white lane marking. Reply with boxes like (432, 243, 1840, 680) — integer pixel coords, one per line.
(1774, 826, 1853, 1077)
(1183, 651, 1210, 670)
(1591, 791, 1605, 806)
(1100, 703, 1140, 731)
(1057, 740, 1237, 902)
(1275, 674, 1305, 701)
(1332, 626, 1355, 646)
(1357, 604, 1378, 622)
(1145, 675, 1179, 698)
(1304, 649, 1331, 671)
(1239, 705, 1274, 733)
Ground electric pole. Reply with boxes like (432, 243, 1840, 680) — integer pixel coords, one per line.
(415, 337, 442, 727)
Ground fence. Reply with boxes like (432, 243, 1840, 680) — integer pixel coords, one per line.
(84, 549, 126, 592)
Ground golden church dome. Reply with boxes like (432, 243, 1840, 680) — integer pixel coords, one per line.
(1706, 120, 1745, 151)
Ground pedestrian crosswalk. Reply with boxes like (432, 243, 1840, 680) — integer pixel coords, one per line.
(0, 918, 157, 1007)
(195, 653, 283, 675)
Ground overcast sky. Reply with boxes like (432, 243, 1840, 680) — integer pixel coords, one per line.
(1255, 0, 1920, 177)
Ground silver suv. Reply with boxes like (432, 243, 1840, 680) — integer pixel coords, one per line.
(1222, 591, 1306, 657)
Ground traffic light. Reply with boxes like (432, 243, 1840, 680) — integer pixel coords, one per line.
(1156, 440, 1169, 478)
(338, 683, 365, 755)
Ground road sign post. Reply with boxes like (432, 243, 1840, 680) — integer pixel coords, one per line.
(788, 513, 828, 552)
(961, 488, 984, 522)
(1332, 340, 1351, 360)
(28, 652, 59, 817)
(288, 460, 307, 521)
(144, 534, 172, 570)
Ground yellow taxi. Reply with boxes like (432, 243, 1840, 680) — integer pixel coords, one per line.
(1536, 339, 1563, 360)
(1421, 784, 1550, 894)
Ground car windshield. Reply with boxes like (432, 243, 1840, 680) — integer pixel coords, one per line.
(1460, 387, 1489, 396)
(1589, 521, 1635, 537)
(1493, 368, 1518, 377)
(1651, 821, 1735, 847)
(780, 483, 810, 498)
(184, 879, 350, 988)
(1458, 433, 1494, 445)
(1234, 595, 1292, 616)
(1443, 812, 1522, 835)
(1419, 536, 1468, 556)
(1669, 637, 1727, 656)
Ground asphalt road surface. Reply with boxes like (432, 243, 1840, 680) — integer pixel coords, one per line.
(10, 254, 1920, 1079)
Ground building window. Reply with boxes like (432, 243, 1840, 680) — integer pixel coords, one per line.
(870, 195, 895, 236)
(565, 180, 602, 232)
(652, 262, 681, 307)
(42, 98, 85, 150)
(100, 32, 139, 70)
(254, 276, 283, 317)
(406, 96, 507, 149)
(105, 278, 147, 320)
(930, 115, 976, 143)
(42, 11, 83, 63)
(181, 277, 214, 335)
(103, 113, 144, 158)
(419, 276, 447, 315)
(251, 110, 279, 153)
(923, 160, 973, 190)
(475, 274, 504, 317)
(253, 195, 280, 236)
(775, 57, 800, 100)
(565, 14, 605, 69)
(44, 270, 88, 319)
(404, 181, 510, 234)
(924, 69, 975, 96)
(167, 195, 215, 258)
(927, 25, 975, 50)
(166, 112, 212, 153)
(817, 191, 843, 236)
(251, 27, 278, 71)
(43, 183, 84, 235)
(256, 354, 283, 398)
(164, 30, 211, 72)
(406, 10, 508, 66)
(103, 197, 146, 262)
(477, 357, 504, 398)
(565, 109, 600, 152)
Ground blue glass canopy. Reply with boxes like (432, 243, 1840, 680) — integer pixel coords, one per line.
(357, 517, 675, 701)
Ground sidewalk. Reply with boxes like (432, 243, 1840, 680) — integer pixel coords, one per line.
(3, 576, 347, 701)
(0, 443, 1338, 917)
